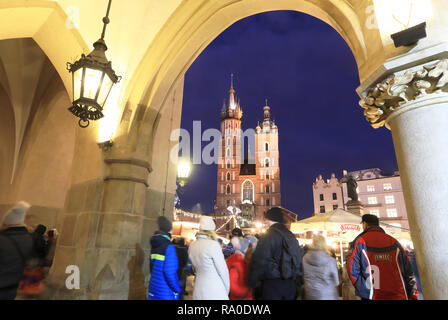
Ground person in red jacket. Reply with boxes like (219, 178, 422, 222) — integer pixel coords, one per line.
(226, 236, 253, 300)
(347, 214, 418, 300)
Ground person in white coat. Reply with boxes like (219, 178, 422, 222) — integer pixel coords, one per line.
(188, 216, 230, 300)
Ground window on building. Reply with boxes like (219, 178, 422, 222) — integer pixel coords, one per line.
(265, 158, 270, 167)
(226, 148, 231, 157)
(226, 199, 230, 207)
(242, 180, 254, 202)
(226, 160, 231, 169)
(368, 197, 378, 205)
(333, 204, 338, 210)
(383, 183, 392, 191)
(227, 137, 231, 146)
(266, 172, 270, 180)
(265, 185, 270, 194)
(226, 172, 231, 181)
(319, 194, 324, 201)
(370, 209, 380, 217)
(332, 193, 337, 200)
(385, 195, 395, 204)
(367, 185, 375, 192)
(265, 142, 269, 151)
(387, 208, 398, 217)
(320, 206, 325, 213)
(266, 199, 270, 206)
(226, 185, 231, 195)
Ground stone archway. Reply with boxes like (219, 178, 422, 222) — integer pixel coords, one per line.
(1, 0, 447, 300)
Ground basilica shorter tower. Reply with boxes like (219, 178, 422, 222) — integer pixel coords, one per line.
(214, 76, 281, 233)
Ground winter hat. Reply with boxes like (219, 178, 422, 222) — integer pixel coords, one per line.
(199, 216, 216, 231)
(361, 214, 379, 226)
(1, 201, 31, 228)
(264, 206, 285, 224)
(231, 228, 244, 237)
(157, 216, 172, 233)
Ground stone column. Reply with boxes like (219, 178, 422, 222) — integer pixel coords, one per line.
(359, 59, 448, 299)
(47, 155, 152, 300)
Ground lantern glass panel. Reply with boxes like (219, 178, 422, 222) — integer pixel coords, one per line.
(73, 67, 83, 101)
(83, 68, 103, 100)
(97, 74, 114, 107)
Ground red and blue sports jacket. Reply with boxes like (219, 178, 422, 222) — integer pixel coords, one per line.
(347, 226, 418, 300)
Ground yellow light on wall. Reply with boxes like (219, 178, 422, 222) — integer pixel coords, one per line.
(373, 0, 433, 44)
(177, 158, 192, 187)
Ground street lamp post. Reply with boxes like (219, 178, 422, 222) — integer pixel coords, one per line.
(67, 0, 121, 128)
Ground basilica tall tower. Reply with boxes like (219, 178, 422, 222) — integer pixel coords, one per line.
(216, 74, 243, 213)
(214, 76, 282, 234)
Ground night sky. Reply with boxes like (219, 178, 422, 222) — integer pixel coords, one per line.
(178, 11, 398, 219)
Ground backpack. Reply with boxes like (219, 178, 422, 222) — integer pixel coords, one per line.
(273, 228, 304, 280)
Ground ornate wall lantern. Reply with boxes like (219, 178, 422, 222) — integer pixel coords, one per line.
(67, 0, 121, 128)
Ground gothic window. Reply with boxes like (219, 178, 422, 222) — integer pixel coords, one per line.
(227, 137, 231, 146)
(265, 142, 269, 151)
(226, 148, 231, 157)
(266, 172, 270, 180)
(226, 185, 231, 194)
(226, 172, 231, 181)
(265, 158, 269, 167)
(265, 185, 270, 194)
(242, 180, 254, 202)
(226, 160, 231, 169)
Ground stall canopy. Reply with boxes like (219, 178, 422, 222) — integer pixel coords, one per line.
(290, 208, 412, 242)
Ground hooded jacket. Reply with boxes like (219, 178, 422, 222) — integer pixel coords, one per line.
(302, 249, 339, 300)
(0, 226, 33, 288)
(147, 231, 181, 300)
(226, 253, 253, 300)
(347, 226, 418, 300)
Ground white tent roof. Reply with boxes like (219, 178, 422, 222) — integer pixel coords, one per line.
(290, 208, 411, 241)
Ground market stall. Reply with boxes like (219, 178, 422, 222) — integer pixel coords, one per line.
(290, 209, 413, 265)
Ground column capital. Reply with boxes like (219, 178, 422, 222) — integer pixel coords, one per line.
(359, 59, 448, 129)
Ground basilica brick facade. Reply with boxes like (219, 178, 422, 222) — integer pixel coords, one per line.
(214, 76, 286, 234)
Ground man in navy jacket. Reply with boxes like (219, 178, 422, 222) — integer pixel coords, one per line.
(147, 216, 181, 300)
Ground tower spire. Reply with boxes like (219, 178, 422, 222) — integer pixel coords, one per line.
(228, 73, 236, 109)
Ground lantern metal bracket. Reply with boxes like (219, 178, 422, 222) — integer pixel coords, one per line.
(98, 140, 114, 151)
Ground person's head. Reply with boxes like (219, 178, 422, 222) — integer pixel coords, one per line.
(264, 207, 285, 225)
(231, 236, 250, 255)
(198, 216, 218, 241)
(173, 237, 185, 246)
(34, 224, 47, 236)
(361, 214, 379, 231)
(157, 216, 172, 234)
(311, 235, 328, 251)
(1, 201, 31, 230)
(231, 228, 244, 238)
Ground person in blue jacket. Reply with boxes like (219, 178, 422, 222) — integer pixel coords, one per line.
(147, 216, 181, 300)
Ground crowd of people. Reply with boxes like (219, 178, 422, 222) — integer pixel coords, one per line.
(0, 201, 57, 300)
(147, 208, 420, 301)
(0, 201, 420, 301)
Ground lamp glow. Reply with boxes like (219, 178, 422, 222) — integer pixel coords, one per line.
(177, 158, 192, 187)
